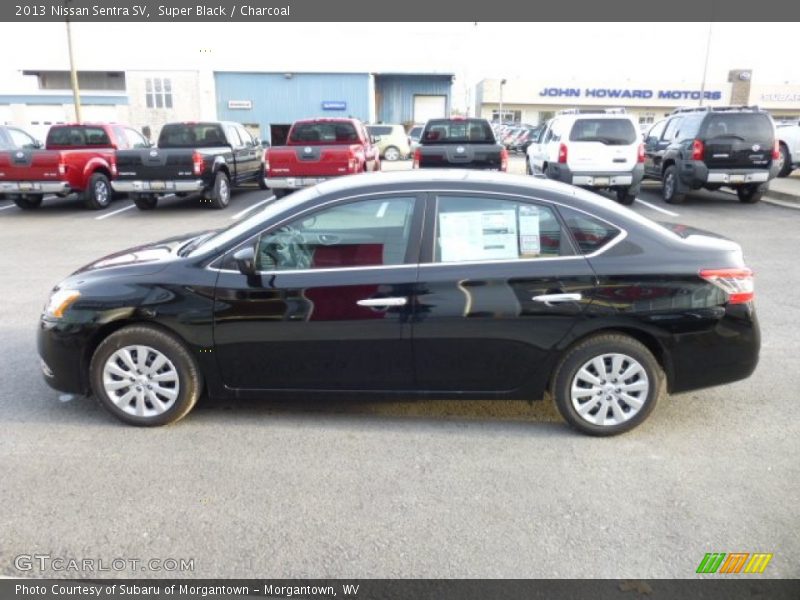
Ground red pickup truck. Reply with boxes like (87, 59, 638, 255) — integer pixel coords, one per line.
(0, 123, 149, 210)
(265, 118, 381, 197)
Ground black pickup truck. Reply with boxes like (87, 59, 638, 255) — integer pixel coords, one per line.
(112, 121, 269, 210)
(412, 118, 508, 171)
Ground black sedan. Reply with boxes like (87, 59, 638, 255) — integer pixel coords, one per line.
(38, 170, 759, 435)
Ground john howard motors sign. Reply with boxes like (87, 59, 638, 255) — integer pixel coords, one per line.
(539, 87, 723, 101)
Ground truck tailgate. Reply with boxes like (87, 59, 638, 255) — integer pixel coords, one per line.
(115, 149, 195, 180)
(269, 145, 355, 177)
(0, 150, 63, 180)
(418, 144, 504, 170)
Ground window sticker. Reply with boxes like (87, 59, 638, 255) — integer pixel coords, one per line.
(439, 209, 518, 262)
(518, 205, 542, 256)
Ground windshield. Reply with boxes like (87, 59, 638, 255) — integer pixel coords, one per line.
(421, 119, 495, 144)
(569, 118, 637, 145)
(189, 187, 320, 257)
(158, 123, 227, 148)
(289, 122, 359, 144)
(701, 114, 774, 141)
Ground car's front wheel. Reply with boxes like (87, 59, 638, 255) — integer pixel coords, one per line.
(777, 143, 792, 178)
(551, 333, 663, 436)
(90, 325, 202, 426)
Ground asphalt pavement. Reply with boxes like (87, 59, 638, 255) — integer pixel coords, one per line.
(1, 157, 798, 578)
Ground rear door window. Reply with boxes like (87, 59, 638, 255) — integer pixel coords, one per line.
(559, 206, 622, 255)
(569, 118, 637, 145)
(422, 120, 495, 144)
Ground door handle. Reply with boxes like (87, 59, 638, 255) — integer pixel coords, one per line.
(532, 293, 582, 305)
(357, 297, 408, 307)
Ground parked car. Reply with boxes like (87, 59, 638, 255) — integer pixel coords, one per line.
(407, 124, 424, 156)
(643, 106, 780, 204)
(510, 126, 543, 154)
(266, 118, 381, 198)
(776, 118, 800, 177)
(37, 170, 759, 436)
(112, 121, 268, 210)
(413, 117, 508, 171)
(0, 125, 42, 200)
(0, 122, 144, 210)
(366, 124, 410, 161)
(527, 109, 644, 205)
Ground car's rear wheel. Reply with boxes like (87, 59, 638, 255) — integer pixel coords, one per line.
(776, 143, 792, 178)
(737, 184, 763, 204)
(90, 325, 202, 426)
(83, 172, 112, 210)
(662, 166, 685, 204)
(525, 158, 533, 175)
(616, 187, 636, 205)
(384, 146, 401, 162)
(207, 171, 230, 209)
(551, 333, 663, 436)
(132, 193, 158, 210)
(13, 194, 43, 210)
(258, 164, 269, 190)
(272, 188, 290, 199)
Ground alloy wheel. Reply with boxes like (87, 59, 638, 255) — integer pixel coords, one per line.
(102, 345, 180, 417)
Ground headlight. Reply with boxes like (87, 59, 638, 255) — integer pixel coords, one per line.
(44, 289, 81, 318)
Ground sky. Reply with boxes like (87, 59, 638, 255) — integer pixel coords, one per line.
(1, 22, 798, 110)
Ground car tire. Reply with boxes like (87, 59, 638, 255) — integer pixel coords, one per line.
(777, 143, 792, 178)
(258, 164, 269, 190)
(737, 185, 763, 204)
(551, 333, 663, 436)
(13, 194, 43, 210)
(207, 171, 231, 209)
(273, 188, 290, 199)
(132, 193, 158, 210)
(662, 166, 685, 204)
(616, 187, 636, 205)
(90, 325, 202, 427)
(525, 158, 533, 175)
(384, 146, 401, 162)
(83, 172, 112, 210)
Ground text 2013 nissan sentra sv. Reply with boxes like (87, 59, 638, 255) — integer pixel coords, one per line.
(38, 170, 759, 435)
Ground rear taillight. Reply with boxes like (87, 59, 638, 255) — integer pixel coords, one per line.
(691, 139, 704, 161)
(700, 268, 754, 304)
(192, 151, 204, 176)
(637, 143, 645, 163)
(558, 143, 568, 164)
(412, 148, 420, 169)
(110, 161, 118, 177)
(500, 147, 509, 172)
(57, 157, 67, 176)
(772, 140, 780, 160)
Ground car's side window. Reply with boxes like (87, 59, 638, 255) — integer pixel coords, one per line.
(224, 124, 243, 147)
(125, 127, 150, 149)
(662, 117, 682, 142)
(558, 206, 622, 255)
(255, 196, 416, 271)
(434, 195, 569, 263)
(646, 119, 667, 142)
(7, 127, 38, 149)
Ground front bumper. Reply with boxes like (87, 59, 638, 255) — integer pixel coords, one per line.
(111, 179, 205, 194)
(37, 317, 93, 395)
(0, 180, 70, 194)
(266, 176, 329, 190)
(549, 164, 645, 189)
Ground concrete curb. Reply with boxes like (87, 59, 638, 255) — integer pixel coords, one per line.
(763, 195, 800, 210)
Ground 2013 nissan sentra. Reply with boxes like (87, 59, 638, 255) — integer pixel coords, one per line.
(38, 170, 759, 435)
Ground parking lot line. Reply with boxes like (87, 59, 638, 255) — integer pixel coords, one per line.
(231, 195, 275, 220)
(0, 203, 16, 211)
(95, 204, 136, 220)
(635, 198, 680, 217)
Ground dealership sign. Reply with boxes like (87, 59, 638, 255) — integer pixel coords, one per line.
(538, 87, 723, 101)
(760, 93, 800, 102)
(227, 100, 253, 109)
(321, 101, 347, 110)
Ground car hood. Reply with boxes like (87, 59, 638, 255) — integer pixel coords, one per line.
(71, 229, 218, 277)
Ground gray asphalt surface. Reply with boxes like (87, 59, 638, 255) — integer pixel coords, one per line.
(1, 157, 798, 578)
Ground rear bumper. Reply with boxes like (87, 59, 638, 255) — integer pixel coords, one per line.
(0, 180, 70, 194)
(266, 176, 330, 190)
(111, 179, 205, 194)
(679, 161, 777, 187)
(549, 164, 645, 188)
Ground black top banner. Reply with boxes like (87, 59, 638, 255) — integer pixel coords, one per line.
(1, 0, 799, 22)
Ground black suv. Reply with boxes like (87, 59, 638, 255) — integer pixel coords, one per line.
(643, 106, 779, 204)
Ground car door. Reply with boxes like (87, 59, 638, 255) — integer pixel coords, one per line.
(528, 122, 550, 171)
(234, 124, 262, 181)
(643, 119, 668, 177)
(212, 193, 424, 391)
(223, 124, 252, 184)
(412, 192, 597, 393)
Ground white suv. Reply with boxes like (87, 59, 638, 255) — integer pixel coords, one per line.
(526, 109, 644, 204)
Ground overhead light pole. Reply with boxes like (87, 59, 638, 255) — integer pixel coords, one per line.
(698, 22, 713, 107)
(499, 78, 507, 124)
(64, 0, 82, 122)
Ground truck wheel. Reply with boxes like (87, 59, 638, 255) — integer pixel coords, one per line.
(258, 164, 269, 190)
(13, 194, 43, 210)
(84, 172, 112, 210)
(777, 143, 792, 178)
(383, 146, 401, 162)
(525, 159, 533, 175)
(737, 185, 763, 204)
(615, 187, 636, 205)
(662, 166, 685, 204)
(207, 171, 231, 209)
(272, 189, 289, 199)
(132, 193, 158, 210)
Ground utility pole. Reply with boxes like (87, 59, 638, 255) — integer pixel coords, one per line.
(65, 0, 82, 122)
(698, 22, 713, 107)
(499, 78, 507, 124)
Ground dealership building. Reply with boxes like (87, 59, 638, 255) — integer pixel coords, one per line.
(475, 71, 800, 126)
(0, 69, 453, 142)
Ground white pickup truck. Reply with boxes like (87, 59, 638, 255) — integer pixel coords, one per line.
(777, 119, 800, 177)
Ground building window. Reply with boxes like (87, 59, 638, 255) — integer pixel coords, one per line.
(145, 78, 173, 109)
(639, 113, 655, 125)
(491, 110, 522, 124)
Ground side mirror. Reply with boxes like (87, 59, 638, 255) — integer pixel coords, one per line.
(252, 137, 261, 147)
(33, 140, 43, 149)
(233, 246, 256, 276)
